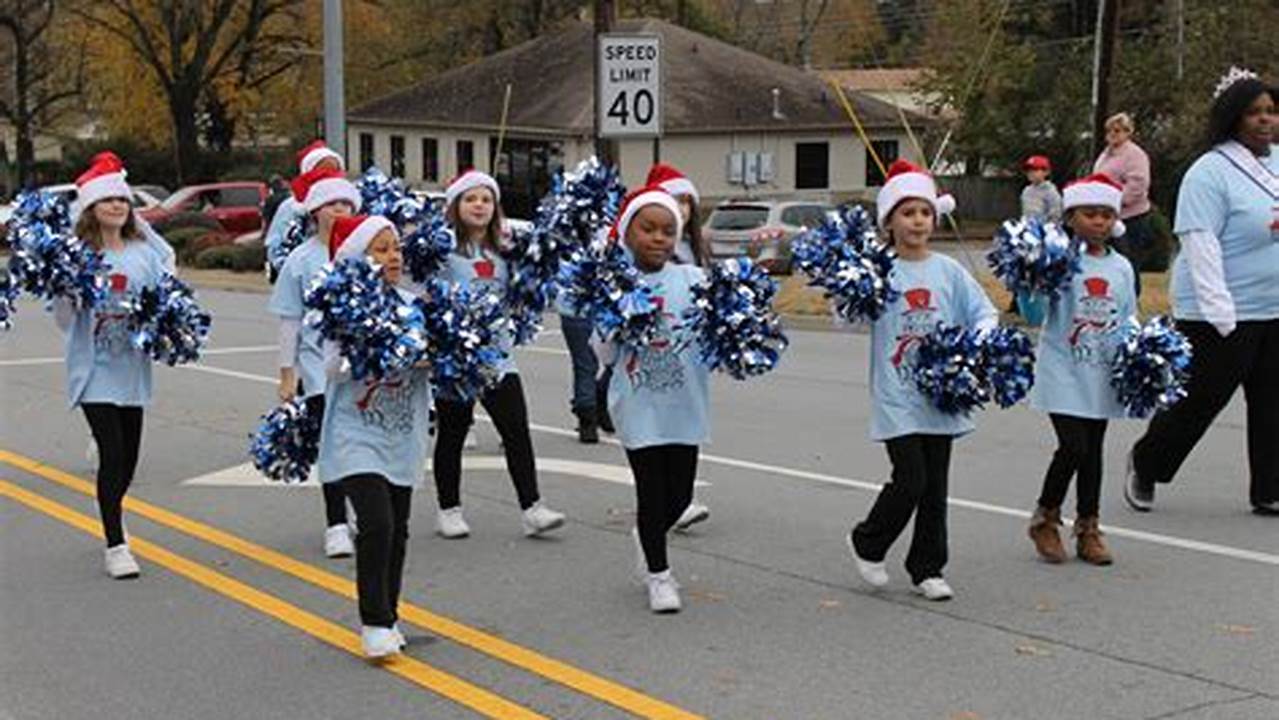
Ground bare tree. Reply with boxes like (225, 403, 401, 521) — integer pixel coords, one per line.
(0, 0, 84, 187)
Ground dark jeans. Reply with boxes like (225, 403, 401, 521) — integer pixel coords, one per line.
(340, 474, 412, 627)
(433, 373, 540, 510)
(82, 403, 144, 548)
(1112, 212, 1152, 297)
(301, 389, 347, 526)
(852, 434, 953, 584)
(560, 314, 599, 415)
(1038, 414, 1108, 516)
(1132, 319, 1279, 507)
(625, 444, 698, 573)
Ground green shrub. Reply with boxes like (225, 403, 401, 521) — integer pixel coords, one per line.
(193, 243, 265, 272)
(153, 211, 221, 235)
(181, 232, 233, 265)
(1147, 207, 1177, 272)
(163, 226, 211, 260)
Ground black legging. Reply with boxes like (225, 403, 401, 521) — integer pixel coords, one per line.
(625, 444, 698, 574)
(82, 403, 143, 548)
(340, 474, 412, 628)
(433, 373, 539, 510)
(1038, 414, 1108, 517)
(852, 434, 953, 585)
(303, 393, 348, 526)
(1132, 319, 1279, 507)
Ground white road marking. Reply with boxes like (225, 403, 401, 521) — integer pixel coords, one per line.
(174, 363, 1279, 568)
(0, 344, 276, 368)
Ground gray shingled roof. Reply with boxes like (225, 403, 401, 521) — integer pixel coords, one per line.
(349, 18, 927, 135)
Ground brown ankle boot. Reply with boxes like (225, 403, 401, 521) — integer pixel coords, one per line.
(1074, 516, 1113, 566)
(1028, 507, 1067, 564)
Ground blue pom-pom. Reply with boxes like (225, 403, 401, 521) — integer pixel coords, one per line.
(125, 274, 212, 365)
(0, 270, 17, 331)
(6, 190, 109, 308)
(791, 205, 898, 322)
(987, 218, 1081, 299)
(534, 157, 626, 247)
(979, 325, 1036, 408)
(415, 279, 508, 401)
(400, 205, 455, 283)
(684, 257, 788, 379)
(357, 166, 427, 229)
(304, 258, 428, 381)
(910, 322, 990, 415)
(249, 399, 321, 483)
(557, 240, 660, 347)
(271, 213, 314, 270)
(1111, 316, 1193, 418)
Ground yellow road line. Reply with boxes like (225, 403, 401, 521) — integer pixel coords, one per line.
(0, 449, 704, 720)
(0, 478, 545, 720)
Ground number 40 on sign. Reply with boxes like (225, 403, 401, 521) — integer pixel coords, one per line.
(598, 34, 662, 138)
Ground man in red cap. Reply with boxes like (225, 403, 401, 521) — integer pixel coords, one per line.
(1020, 155, 1063, 224)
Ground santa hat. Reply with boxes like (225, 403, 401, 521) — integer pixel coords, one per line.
(611, 186, 683, 243)
(76, 151, 132, 209)
(291, 166, 361, 214)
(444, 169, 500, 209)
(876, 159, 956, 230)
(1023, 155, 1051, 172)
(329, 214, 396, 262)
(645, 163, 699, 204)
(1063, 174, 1126, 238)
(296, 140, 344, 174)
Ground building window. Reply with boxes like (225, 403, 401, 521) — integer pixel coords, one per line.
(795, 142, 829, 190)
(457, 140, 474, 173)
(421, 138, 439, 182)
(359, 133, 375, 172)
(390, 135, 405, 178)
(488, 137, 564, 219)
(866, 140, 900, 186)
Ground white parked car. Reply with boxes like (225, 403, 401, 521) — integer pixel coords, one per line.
(703, 199, 834, 274)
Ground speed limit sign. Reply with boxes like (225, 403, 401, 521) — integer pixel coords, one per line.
(598, 34, 662, 138)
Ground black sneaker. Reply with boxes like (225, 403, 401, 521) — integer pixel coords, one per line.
(1123, 449, 1154, 512)
(577, 417, 599, 444)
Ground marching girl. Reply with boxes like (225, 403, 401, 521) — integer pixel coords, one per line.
(431, 170, 566, 539)
(267, 166, 361, 558)
(644, 162, 712, 531)
(264, 140, 345, 283)
(602, 185, 709, 613)
(1022, 175, 1137, 565)
(316, 214, 429, 659)
(56, 152, 168, 579)
(847, 160, 997, 601)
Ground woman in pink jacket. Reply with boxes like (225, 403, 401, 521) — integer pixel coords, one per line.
(1093, 112, 1153, 297)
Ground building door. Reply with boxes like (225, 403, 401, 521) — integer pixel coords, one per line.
(490, 138, 564, 219)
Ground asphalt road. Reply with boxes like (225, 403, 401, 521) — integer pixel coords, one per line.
(2, 288, 1275, 720)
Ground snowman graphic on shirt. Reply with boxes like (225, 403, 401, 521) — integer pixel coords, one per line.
(93, 273, 134, 356)
(625, 293, 690, 394)
(355, 372, 421, 434)
(1069, 276, 1119, 366)
(890, 287, 938, 381)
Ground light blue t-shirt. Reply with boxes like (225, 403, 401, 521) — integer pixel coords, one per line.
(608, 262, 711, 449)
(1026, 249, 1136, 420)
(265, 197, 306, 269)
(1171, 145, 1279, 322)
(267, 238, 329, 397)
(442, 244, 517, 378)
(64, 241, 165, 408)
(868, 253, 998, 442)
(317, 290, 433, 487)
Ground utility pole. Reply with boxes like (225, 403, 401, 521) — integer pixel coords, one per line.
(593, 0, 617, 167)
(1174, 0, 1184, 81)
(323, 0, 346, 163)
(1090, 0, 1120, 157)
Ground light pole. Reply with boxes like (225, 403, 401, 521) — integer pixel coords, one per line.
(323, 0, 346, 161)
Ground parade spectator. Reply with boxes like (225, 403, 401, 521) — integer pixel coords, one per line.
(1125, 70, 1278, 516)
(1093, 113, 1153, 296)
(1020, 155, 1063, 223)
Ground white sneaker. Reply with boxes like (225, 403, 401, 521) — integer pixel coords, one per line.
(464, 429, 478, 450)
(912, 577, 955, 601)
(361, 626, 401, 659)
(521, 502, 566, 537)
(436, 507, 471, 539)
(390, 623, 407, 649)
(324, 524, 354, 558)
(646, 570, 682, 614)
(845, 532, 888, 588)
(631, 528, 648, 584)
(104, 544, 140, 579)
(673, 499, 710, 532)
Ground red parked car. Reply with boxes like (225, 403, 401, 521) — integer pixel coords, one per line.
(140, 181, 267, 233)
